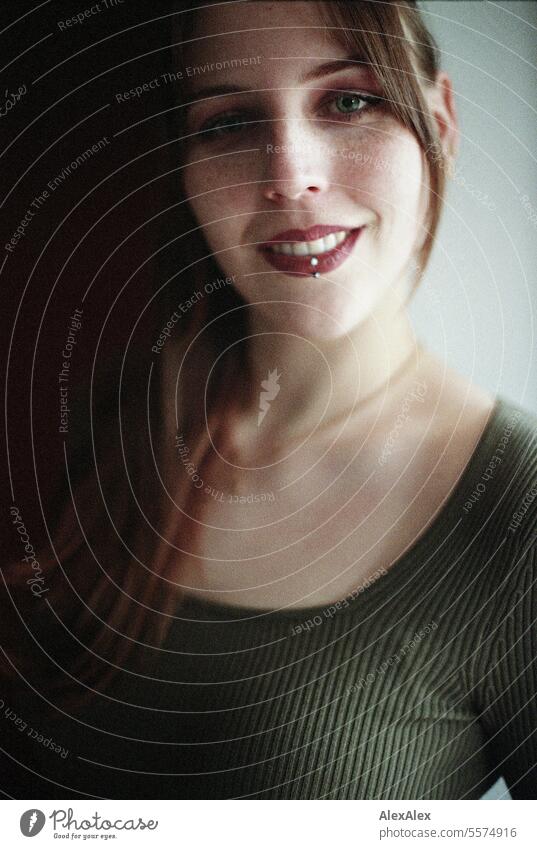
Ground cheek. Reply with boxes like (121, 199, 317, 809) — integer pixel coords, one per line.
(339, 128, 424, 228)
(183, 160, 250, 249)
(384, 140, 424, 222)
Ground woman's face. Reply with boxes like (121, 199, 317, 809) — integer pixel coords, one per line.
(180, 1, 432, 339)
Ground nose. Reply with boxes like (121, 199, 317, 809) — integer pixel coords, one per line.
(261, 118, 330, 204)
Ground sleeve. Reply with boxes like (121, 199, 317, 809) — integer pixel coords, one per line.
(476, 536, 537, 799)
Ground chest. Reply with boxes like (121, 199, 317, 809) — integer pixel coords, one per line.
(177, 432, 457, 609)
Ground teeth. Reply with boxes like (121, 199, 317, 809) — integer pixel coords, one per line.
(269, 230, 348, 256)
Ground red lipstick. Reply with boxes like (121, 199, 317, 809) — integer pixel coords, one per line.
(258, 226, 364, 277)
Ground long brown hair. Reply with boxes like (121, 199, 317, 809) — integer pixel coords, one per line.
(1, 1, 446, 708)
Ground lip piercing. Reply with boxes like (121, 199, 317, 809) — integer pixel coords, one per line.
(310, 256, 320, 278)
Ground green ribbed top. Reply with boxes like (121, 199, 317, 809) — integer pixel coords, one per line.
(4, 396, 537, 799)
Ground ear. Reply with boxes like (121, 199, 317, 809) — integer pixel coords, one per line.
(427, 71, 459, 163)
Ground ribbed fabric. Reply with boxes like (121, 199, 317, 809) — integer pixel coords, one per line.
(3, 395, 537, 799)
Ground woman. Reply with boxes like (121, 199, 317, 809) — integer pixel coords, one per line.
(2, 0, 536, 800)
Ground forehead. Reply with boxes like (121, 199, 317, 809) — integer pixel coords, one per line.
(182, 0, 332, 41)
(179, 1, 349, 80)
(177, 1, 379, 99)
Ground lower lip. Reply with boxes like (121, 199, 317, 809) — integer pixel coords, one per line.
(260, 228, 364, 276)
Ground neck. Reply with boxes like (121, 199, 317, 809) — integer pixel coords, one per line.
(242, 291, 421, 456)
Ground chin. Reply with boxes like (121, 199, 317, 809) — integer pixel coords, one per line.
(224, 255, 389, 337)
(250, 299, 370, 341)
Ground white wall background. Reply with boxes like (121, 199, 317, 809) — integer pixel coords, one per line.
(410, 0, 537, 801)
(409, 1, 537, 416)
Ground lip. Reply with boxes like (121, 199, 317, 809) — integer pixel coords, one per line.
(260, 224, 356, 246)
(259, 226, 364, 277)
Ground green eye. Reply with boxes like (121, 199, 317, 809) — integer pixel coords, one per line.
(335, 93, 365, 114)
(330, 92, 383, 118)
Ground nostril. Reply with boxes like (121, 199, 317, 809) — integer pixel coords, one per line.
(262, 177, 327, 203)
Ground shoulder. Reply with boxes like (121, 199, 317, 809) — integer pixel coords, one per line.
(461, 395, 537, 633)
(482, 395, 537, 547)
(462, 398, 537, 632)
(444, 394, 537, 609)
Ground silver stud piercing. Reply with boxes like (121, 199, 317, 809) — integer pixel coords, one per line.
(310, 257, 319, 266)
(312, 272, 320, 278)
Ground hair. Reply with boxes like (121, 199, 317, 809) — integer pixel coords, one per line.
(1, 1, 447, 709)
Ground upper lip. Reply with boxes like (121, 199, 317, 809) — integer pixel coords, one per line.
(259, 224, 360, 248)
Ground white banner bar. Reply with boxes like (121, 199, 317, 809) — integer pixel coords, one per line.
(1, 799, 535, 848)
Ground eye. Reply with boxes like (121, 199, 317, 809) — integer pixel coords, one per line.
(198, 112, 258, 138)
(195, 90, 384, 141)
(322, 91, 384, 121)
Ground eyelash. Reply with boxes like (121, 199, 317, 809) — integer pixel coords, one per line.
(196, 91, 384, 139)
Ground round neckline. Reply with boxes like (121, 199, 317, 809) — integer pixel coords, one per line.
(179, 395, 507, 622)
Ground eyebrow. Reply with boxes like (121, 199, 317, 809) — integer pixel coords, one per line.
(302, 55, 369, 82)
(184, 54, 371, 112)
